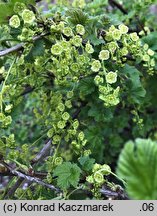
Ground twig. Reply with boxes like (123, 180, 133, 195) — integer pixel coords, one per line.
(31, 139, 52, 165)
(109, 0, 128, 15)
(0, 33, 49, 57)
(100, 185, 129, 200)
(72, 101, 87, 120)
(4, 178, 24, 199)
(3, 139, 53, 199)
(0, 171, 48, 178)
(20, 86, 35, 96)
(2, 161, 60, 193)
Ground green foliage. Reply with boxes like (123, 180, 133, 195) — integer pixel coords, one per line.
(117, 139, 157, 200)
(121, 65, 146, 104)
(0, 0, 157, 200)
(53, 162, 81, 189)
(79, 155, 95, 172)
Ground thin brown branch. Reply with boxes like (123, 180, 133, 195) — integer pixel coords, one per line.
(0, 171, 48, 178)
(0, 33, 49, 57)
(109, 0, 128, 15)
(100, 187, 129, 200)
(3, 139, 53, 199)
(31, 139, 52, 165)
(4, 178, 24, 199)
(2, 161, 60, 193)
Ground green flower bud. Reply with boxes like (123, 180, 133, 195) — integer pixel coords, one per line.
(47, 172, 52, 183)
(147, 49, 154, 56)
(71, 35, 82, 47)
(112, 29, 121, 40)
(143, 44, 149, 50)
(62, 112, 70, 121)
(53, 135, 61, 144)
(55, 157, 63, 166)
(82, 139, 87, 146)
(9, 15, 20, 28)
(57, 120, 66, 129)
(60, 40, 69, 50)
(76, 24, 85, 35)
(72, 119, 79, 129)
(3, 115, 12, 127)
(51, 44, 63, 55)
(150, 59, 155, 67)
(67, 91, 74, 99)
(57, 21, 65, 30)
(71, 63, 79, 72)
(130, 32, 139, 41)
(99, 50, 110, 60)
(47, 128, 54, 138)
(100, 164, 111, 175)
(50, 24, 57, 33)
(143, 54, 150, 62)
(94, 75, 104, 85)
(63, 27, 73, 37)
(91, 60, 101, 72)
(57, 103, 65, 112)
(85, 42, 94, 54)
(108, 42, 118, 53)
(14, 2, 26, 14)
(83, 149, 91, 156)
(0, 113, 5, 122)
(5, 104, 13, 113)
(109, 25, 116, 32)
(22, 9, 35, 24)
(0, 66, 5, 74)
(93, 171, 104, 184)
(92, 163, 101, 172)
(78, 131, 85, 141)
(86, 175, 94, 183)
(118, 24, 128, 34)
(65, 100, 72, 109)
(121, 47, 128, 56)
(106, 71, 117, 84)
(71, 140, 77, 146)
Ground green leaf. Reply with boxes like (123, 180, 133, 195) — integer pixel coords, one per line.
(66, 8, 89, 26)
(53, 162, 81, 189)
(78, 156, 95, 172)
(88, 104, 113, 122)
(0, 139, 6, 157)
(142, 32, 157, 50)
(121, 64, 146, 104)
(86, 34, 104, 46)
(25, 39, 45, 63)
(117, 138, 157, 199)
(78, 77, 96, 96)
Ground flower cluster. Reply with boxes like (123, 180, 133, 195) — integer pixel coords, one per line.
(86, 163, 111, 186)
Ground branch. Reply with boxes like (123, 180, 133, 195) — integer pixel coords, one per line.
(2, 161, 60, 193)
(3, 139, 53, 199)
(100, 187, 129, 200)
(0, 33, 49, 57)
(109, 0, 128, 15)
(4, 178, 24, 199)
(31, 139, 52, 165)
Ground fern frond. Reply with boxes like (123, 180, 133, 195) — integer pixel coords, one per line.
(117, 138, 157, 199)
